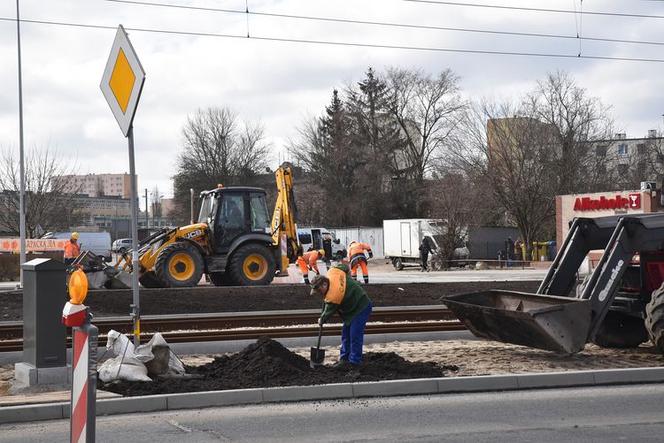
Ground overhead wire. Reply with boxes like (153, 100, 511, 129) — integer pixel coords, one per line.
(101, 0, 664, 47)
(402, 0, 664, 19)
(1, 15, 663, 63)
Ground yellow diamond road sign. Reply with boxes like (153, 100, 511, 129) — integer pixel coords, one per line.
(100, 25, 145, 137)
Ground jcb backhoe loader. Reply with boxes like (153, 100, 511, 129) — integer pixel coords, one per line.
(444, 213, 664, 354)
(79, 163, 301, 288)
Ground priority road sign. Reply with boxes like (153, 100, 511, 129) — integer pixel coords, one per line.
(100, 24, 144, 346)
(100, 25, 145, 137)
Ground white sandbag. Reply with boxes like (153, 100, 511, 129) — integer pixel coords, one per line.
(136, 333, 185, 376)
(100, 330, 151, 382)
(106, 329, 136, 357)
(98, 356, 151, 382)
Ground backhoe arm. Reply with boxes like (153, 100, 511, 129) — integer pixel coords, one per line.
(270, 163, 301, 274)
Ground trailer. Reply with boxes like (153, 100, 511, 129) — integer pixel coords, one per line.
(383, 219, 436, 270)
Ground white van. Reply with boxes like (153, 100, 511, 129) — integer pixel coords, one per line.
(43, 231, 112, 261)
(297, 227, 346, 260)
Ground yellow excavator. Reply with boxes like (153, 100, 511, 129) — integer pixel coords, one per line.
(78, 164, 301, 288)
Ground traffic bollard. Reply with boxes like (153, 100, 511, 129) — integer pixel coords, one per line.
(70, 317, 98, 443)
(63, 269, 97, 443)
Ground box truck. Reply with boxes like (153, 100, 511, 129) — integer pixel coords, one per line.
(383, 219, 469, 270)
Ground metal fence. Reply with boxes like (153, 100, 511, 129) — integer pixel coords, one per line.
(329, 226, 384, 258)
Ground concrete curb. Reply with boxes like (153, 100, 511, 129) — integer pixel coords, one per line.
(3, 366, 664, 424)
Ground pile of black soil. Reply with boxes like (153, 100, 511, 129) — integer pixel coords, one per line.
(101, 337, 449, 397)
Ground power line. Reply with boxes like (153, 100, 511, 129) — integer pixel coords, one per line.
(403, 0, 664, 19)
(103, 0, 664, 47)
(2, 16, 664, 63)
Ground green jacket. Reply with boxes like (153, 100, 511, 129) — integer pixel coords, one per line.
(320, 264, 371, 325)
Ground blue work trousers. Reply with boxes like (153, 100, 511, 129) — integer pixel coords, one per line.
(340, 302, 373, 364)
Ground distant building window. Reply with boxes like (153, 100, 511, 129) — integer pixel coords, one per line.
(595, 146, 607, 157)
(637, 143, 647, 155)
(617, 143, 628, 155)
(618, 164, 629, 175)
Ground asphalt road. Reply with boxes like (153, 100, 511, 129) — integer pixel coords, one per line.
(3, 384, 664, 442)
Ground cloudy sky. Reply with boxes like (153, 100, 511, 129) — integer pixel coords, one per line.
(2, 0, 664, 203)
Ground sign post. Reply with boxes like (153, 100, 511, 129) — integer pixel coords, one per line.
(100, 25, 145, 345)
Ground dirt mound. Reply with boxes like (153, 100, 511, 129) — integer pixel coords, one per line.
(101, 337, 447, 397)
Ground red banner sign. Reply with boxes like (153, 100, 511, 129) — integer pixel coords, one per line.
(0, 238, 68, 253)
(574, 193, 641, 211)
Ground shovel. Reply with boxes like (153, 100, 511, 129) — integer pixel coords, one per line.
(309, 325, 325, 369)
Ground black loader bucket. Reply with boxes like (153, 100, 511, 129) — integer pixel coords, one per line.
(444, 290, 592, 354)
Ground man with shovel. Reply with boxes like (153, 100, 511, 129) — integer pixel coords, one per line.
(310, 264, 373, 375)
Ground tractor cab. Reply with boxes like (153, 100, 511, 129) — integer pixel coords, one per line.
(198, 186, 272, 254)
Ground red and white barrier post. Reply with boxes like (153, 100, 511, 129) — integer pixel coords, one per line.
(63, 269, 97, 443)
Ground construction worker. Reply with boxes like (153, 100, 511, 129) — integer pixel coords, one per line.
(311, 263, 372, 375)
(296, 249, 325, 284)
(63, 232, 81, 266)
(347, 241, 373, 284)
(419, 236, 434, 272)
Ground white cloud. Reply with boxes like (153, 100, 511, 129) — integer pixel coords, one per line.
(2, 0, 664, 196)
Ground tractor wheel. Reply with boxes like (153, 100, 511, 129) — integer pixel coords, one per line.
(646, 283, 664, 352)
(208, 272, 229, 286)
(393, 257, 404, 271)
(154, 242, 204, 288)
(592, 311, 648, 348)
(227, 243, 276, 286)
(139, 271, 163, 288)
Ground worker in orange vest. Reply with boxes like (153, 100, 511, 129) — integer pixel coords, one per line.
(347, 241, 373, 284)
(296, 249, 325, 284)
(63, 232, 81, 266)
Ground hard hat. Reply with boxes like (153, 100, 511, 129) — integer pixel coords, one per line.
(71, 232, 80, 240)
(318, 249, 325, 257)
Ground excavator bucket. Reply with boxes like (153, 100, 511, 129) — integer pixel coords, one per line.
(444, 290, 592, 354)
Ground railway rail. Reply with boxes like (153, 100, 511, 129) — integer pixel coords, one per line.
(0, 305, 463, 352)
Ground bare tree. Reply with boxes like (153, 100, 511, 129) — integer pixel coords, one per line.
(289, 90, 362, 225)
(385, 67, 467, 182)
(0, 146, 83, 237)
(172, 107, 272, 222)
(426, 170, 484, 267)
(449, 72, 615, 255)
(527, 71, 615, 194)
(449, 102, 560, 254)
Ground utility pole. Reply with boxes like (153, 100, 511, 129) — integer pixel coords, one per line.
(190, 188, 194, 224)
(144, 188, 148, 229)
(16, 0, 27, 288)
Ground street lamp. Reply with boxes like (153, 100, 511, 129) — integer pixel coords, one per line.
(15, 0, 26, 288)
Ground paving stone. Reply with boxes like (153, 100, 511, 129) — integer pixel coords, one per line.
(96, 395, 167, 415)
(517, 371, 595, 389)
(262, 384, 353, 402)
(593, 367, 664, 385)
(166, 388, 263, 410)
(437, 374, 518, 393)
(352, 378, 439, 397)
(0, 403, 65, 424)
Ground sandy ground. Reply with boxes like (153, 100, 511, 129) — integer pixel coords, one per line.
(179, 339, 664, 377)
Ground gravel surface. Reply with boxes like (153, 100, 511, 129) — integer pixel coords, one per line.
(180, 338, 664, 379)
(0, 280, 540, 320)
